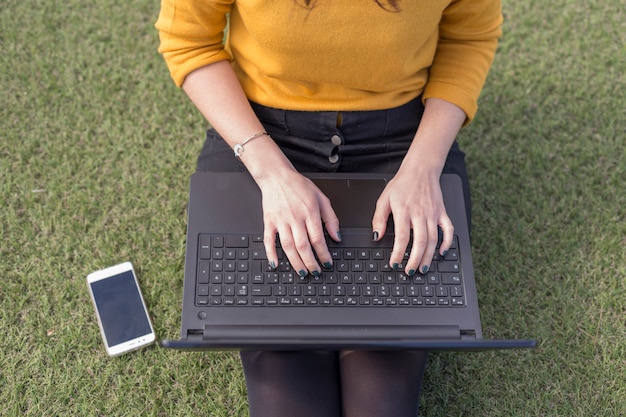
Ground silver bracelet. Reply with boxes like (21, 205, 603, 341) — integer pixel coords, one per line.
(233, 132, 269, 160)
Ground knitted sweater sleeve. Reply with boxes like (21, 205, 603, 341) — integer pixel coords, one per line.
(155, 0, 234, 87)
(422, 0, 503, 123)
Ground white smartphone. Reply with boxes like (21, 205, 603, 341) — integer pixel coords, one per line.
(86, 262, 156, 356)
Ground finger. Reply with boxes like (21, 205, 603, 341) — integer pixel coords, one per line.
(318, 196, 339, 268)
(405, 219, 427, 275)
(320, 195, 341, 243)
(263, 225, 279, 271)
(275, 225, 312, 278)
(437, 214, 454, 257)
(416, 220, 439, 275)
(389, 212, 411, 272)
(372, 195, 392, 241)
(281, 223, 321, 277)
(305, 215, 330, 274)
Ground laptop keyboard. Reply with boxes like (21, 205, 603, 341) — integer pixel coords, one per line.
(195, 234, 465, 307)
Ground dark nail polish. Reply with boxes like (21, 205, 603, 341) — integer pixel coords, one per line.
(269, 261, 277, 271)
(298, 269, 308, 277)
(393, 263, 400, 271)
(442, 250, 448, 257)
(372, 231, 379, 241)
(421, 265, 429, 274)
(323, 262, 332, 269)
(408, 269, 416, 276)
(311, 270, 321, 277)
(336, 230, 342, 241)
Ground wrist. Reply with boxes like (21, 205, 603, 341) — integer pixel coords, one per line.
(398, 142, 449, 177)
(233, 132, 270, 160)
(237, 136, 297, 183)
(397, 159, 445, 183)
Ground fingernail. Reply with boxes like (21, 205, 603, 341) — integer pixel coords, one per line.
(393, 263, 401, 271)
(442, 250, 448, 257)
(298, 269, 308, 277)
(336, 230, 342, 241)
(311, 270, 321, 277)
(408, 269, 416, 276)
(372, 231, 379, 241)
(323, 262, 332, 269)
(421, 265, 429, 274)
(269, 261, 277, 271)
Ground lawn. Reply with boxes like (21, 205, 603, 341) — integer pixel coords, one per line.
(1, 0, 624, 415)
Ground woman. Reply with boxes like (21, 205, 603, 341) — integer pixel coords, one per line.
(157, 0, 502, 415)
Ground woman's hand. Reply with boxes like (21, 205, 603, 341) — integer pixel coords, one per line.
(257, 169, 342, 277)
(181, 62, 341, 276)
(371, 97, 466, 276)
(372, 166, 454, 276)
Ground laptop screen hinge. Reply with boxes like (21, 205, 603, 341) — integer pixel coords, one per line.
(460, 330, 476, 340)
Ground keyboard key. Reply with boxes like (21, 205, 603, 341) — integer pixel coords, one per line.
(199, 235, 212, 259)
(441, 274, 461, 285)
(372, 250, 385, 260)
(444, 249, 459, 261)
(251, 286, 271, 296)
(412, 275, 425, 285)
(427, 274, 440, 285)
(225, 235, 249, 248)
(438, 261, 460, 273)
(450, 286, 463, 297)
(197, 285, 209, 296)
(198, 261, 211, 283)
(252, 249, 266, 260)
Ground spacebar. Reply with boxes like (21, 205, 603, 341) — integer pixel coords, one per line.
(203, 325, 460, 340)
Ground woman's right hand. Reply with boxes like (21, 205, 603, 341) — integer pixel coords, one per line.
(180, 62, 341, 275)
(257, 169, 342, 277)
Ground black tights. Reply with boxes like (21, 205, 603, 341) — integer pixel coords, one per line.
(240, 350, 428, 417)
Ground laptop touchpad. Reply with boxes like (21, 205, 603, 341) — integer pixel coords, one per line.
(313, 178, 387, 229)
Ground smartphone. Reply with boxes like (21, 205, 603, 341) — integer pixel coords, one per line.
(86, 262, 156, 356)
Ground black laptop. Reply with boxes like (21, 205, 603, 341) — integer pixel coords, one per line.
(161, 171, 535, 351)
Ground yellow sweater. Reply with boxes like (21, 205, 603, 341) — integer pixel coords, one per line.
(156, 0, 502, 122)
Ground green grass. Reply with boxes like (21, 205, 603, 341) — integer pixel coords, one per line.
(1, 0, 624, 415)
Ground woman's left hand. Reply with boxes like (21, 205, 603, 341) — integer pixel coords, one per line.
(371, 165, 454, 276)
(372, 97, 466, 276)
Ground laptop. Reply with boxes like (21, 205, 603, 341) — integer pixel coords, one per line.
(161, 171, 536, 351)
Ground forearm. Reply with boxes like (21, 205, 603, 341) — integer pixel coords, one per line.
(181, 61, 295, 182)
(397, 98, 466, 177)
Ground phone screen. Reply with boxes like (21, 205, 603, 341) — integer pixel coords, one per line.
(90, 270, 153, 347)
